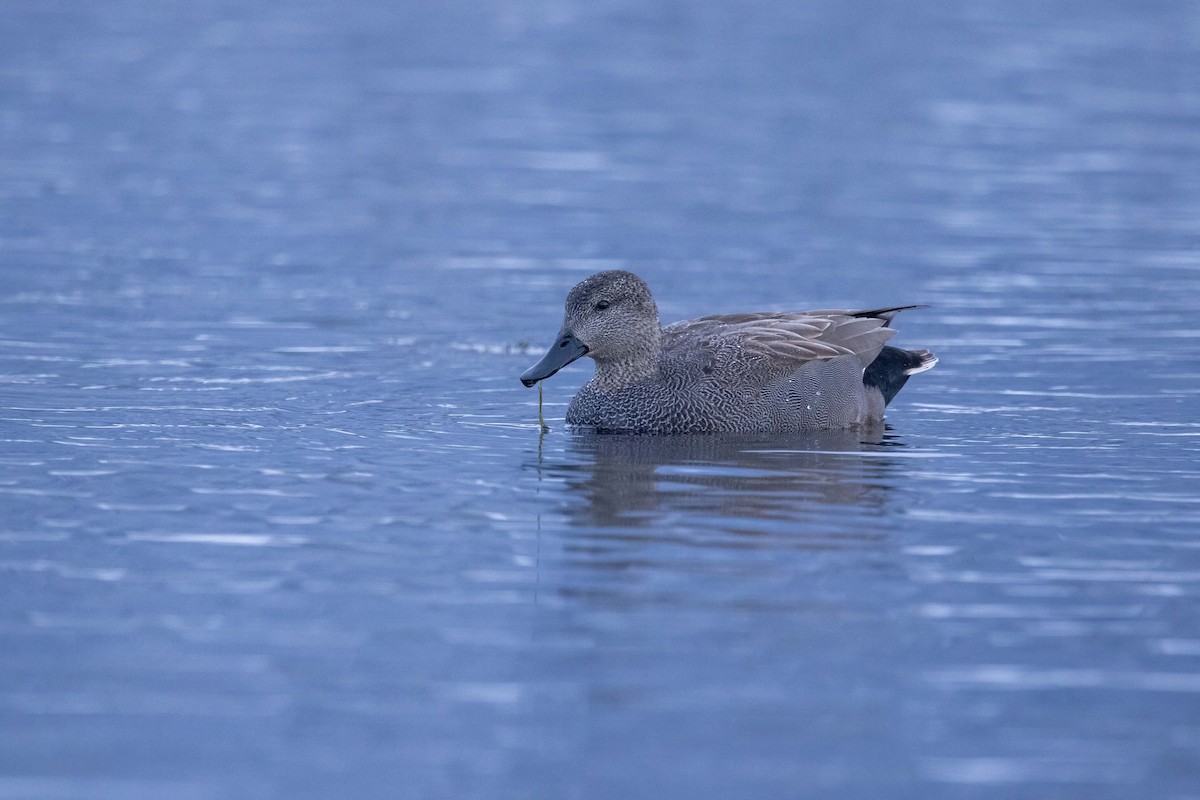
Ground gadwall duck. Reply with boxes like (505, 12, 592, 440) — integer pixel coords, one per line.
(521, 270, 936, 434)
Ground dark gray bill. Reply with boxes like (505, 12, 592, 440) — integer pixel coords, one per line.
(520, 332, 588, 387)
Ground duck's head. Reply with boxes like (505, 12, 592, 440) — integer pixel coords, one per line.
(520, 270, 661, 387)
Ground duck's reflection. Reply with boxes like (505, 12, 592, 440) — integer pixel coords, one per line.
(536, 426, 906, 531)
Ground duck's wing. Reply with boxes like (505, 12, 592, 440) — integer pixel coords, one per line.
(665, 308, 915, 371)
(808, 305, 927, 328)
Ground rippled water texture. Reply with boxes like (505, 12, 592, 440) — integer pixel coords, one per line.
(2, 1, 1199, 798)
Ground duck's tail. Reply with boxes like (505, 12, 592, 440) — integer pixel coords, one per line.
(864, 346, 938, 406)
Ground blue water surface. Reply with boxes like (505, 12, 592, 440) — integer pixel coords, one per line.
(2, 1, 1199, 798)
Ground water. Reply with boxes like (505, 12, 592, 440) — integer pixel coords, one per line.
(2, 1, 1199, 797)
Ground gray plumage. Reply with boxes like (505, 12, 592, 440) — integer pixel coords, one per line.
(520, 270, 936, 434)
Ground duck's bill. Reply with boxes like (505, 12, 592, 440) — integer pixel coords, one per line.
(520, 332, 588, 387)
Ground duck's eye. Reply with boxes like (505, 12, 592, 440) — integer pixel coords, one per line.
(594, 300, 610, 310)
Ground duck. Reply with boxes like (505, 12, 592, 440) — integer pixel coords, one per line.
(520, 270, 936, 434)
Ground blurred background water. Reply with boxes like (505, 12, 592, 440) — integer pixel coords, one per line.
(2, 1, 1199, 798)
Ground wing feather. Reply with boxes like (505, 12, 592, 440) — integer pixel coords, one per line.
(664, 307, 912, 372)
